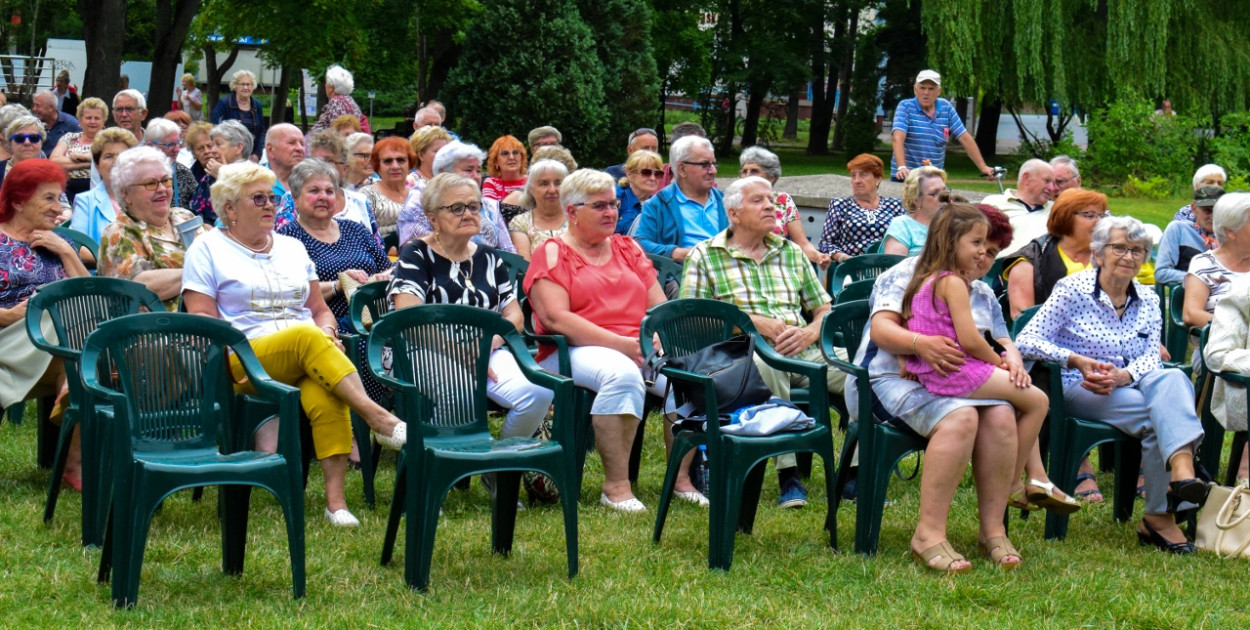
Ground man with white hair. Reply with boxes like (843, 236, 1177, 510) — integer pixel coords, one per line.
(112, 89, 147, 143)
(985, 158, 1061, 254)
(634, 135, 726, 261)
(1050, 155, 1082, 193)
(681, 176, 842, 508)
(31, 90, 79, 149)
(891, 69, 993, 181)
(265, 123, 306, 197)
(604, 127, 661, 182)
(413, 107, 442, 129)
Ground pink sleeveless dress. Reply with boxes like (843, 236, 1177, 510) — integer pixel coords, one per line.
(905, 271, 996, 397)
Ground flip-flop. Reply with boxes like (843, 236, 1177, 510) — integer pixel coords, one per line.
(1074, 473, 1104, 503)
(1025, 479, 1082, 515)
(912, 540, 971, 575)
(978, 536, 1022, 570)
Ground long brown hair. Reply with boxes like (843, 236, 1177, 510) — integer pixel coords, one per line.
(901, 203, 989, 319)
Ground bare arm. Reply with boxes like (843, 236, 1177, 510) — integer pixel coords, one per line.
(882, 236, 909, 257)
(132, 269, 185, 301)
(1006, 261, 1035, 320)
(786, 220, 831, 269)
(938, 274, 1002, 366)
(31, 230, 88, 278)
(0, 300, 27, 327)
(773, 302, 829, 357)
(182, 289, 219, 317)
(510, 231, 533, 260)
(49, 139, 90, 172)
(891, 130, 909, 181)
(529, 278, 643, 364)
(1182, 274, 1213, 329)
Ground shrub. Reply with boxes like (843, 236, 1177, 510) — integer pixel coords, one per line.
(1120, 175, 1174, 200)
(1084, 97, 1200, 196)
(1210, 111, 1250, 181)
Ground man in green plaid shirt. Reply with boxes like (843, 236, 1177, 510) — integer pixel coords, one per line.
(679, 176, 846, 508)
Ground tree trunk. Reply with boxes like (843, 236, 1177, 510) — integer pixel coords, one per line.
(739, 80, 768, 148)
(298, 71, 308, 130)
(831, 11, 858, 151)
(808, 2, 847, 155)
(78, 0, 127, 102)
(783, 87, 800, 140)
(974, 96, 1002, 163)
(203, 42, 241, 115)
(270, 65, 292, 126)
(148, 0, 202, 119)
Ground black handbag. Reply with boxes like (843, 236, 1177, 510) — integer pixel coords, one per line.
(658, 334, 773, 418)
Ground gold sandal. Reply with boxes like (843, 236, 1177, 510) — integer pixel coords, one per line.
(1008, 487, 1040, 511)
(978, 536, 1022, 570)
(912, 540, 972, 575)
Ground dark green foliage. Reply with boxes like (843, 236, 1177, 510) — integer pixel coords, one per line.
(579, 0, 661, 162)
(443, 0, 608, 161)
(841, 27, 883, 158)
(1083, 98, 1201, 195)
(1210, 112, 1250, 185)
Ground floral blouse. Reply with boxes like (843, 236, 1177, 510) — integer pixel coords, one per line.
(312, 94, 370, 134)
(508, 210, 567, 252)
(0, 231, 72, 310)
(57, 132, 93, 180)
(98, 207, 210, 309)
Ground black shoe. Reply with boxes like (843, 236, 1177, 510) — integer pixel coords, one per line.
(1166, 478, 1210, 513)
(1137, 519, 1195, 554)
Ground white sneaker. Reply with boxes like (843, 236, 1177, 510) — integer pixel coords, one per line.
(374, 421, 407, 451)
(325, 507, 360, 527)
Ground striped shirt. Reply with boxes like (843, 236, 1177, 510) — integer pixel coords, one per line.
(890, 97, 968, 177)
(680, 230, 830, 327)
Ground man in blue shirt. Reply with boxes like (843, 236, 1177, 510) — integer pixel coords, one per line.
(633, 135, 726, 261)
(32, 90, 81, 150)
(891, 69, 993, 181)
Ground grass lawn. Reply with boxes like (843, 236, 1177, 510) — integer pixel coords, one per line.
(3, 404, 1250, 628)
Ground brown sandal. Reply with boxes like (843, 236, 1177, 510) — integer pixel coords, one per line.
(912, 540, 972, 575)
(978, 536, 1022, 570)
(1008, 487, 1040, 512)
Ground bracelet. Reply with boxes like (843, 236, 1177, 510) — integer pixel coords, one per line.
(321, 324, 337, 335)
(911, 333, 919, 354)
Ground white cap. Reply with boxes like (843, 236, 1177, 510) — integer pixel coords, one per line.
(916, 69, 941, 86)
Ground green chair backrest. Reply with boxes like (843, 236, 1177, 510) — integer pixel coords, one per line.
(1011, 305, 1041, 340)
(835, 279, 874, 304)
(827, 254, 905, 297)
(640, 298, 754, 364)
(647, 253, 685, 290)
(821, 299, 869, 361)
(368, 303, 528, 437)
(347, 280, 391, 335)
(1166, 283, 1189, 361)
(495, 250, 530, 292)
(53, 226, 100, 264)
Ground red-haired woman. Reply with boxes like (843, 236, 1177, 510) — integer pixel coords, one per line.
(482, 135, 528, 211)
(360, 136, 416, 241)
(0, 159, 89, 487)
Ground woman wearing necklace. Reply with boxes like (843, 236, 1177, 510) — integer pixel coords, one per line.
(526, 169, 668, 513)
(388, 173, 555, 501)
(182, 161, 406, 528)
(506, 159, 568, 260)
(360, 137, 413, 241)
(819, 153, 905, 260)
(98, 147, 209, 311)
(1017, 216, 1208, 554)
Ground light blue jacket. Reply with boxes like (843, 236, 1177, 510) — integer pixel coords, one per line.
(70, 183, 116, 244)
(633, 183, 726, 257)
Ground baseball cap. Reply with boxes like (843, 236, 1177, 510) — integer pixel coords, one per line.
(1194, 185, 1225, 207)
(916, 70, 941, 86)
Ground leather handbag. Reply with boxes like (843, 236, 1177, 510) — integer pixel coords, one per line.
(660, 334, 773, 418)
(1196, 483, 1250, 559)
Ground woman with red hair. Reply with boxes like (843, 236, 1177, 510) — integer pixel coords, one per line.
(0, 159, 89, 486)
(482, 135, 528, 212)
(360, 136, 416, 242)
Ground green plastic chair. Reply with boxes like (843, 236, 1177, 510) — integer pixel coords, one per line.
(340, 280, 394, 508)
(645, 298, 835, 570)
(647, 252, 685, 290)
(825, 254, 905, 298)
(834, 278, 874, 304)
(52, 226, 100, 272)
(80, 313, 305, 608)
(25, 277, 166, 547)
(1165, 283, 1190, 364)
(1197, 326, 1246, 487)
(369, 304, 579, 591)
(820, 299, 929, 554)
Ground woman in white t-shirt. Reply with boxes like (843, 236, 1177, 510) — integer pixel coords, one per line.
(182, 161, 406, 528)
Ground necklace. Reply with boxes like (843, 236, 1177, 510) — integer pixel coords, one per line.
(225, 228, 272, 254)
(568, 235, 608, 265)
(434, 233, 474, 284)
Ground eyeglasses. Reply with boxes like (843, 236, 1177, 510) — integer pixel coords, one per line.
(113, 107, 139, 114)
(1077, 211, 1107, 220)
(235, 83, 254, 88)
(437, 202, 482, 216)
(498, 150, 524, 158)
(149, 140, 181, 149)
(634, 168, 662, 178)
(247, 193, 280, 207)
(682, 161, 717, 170)
(576, 199, 621, 212)
(10, 133, 41, 144)
(132, 177, 173, 191)
(923, 188, 948, 198)
(1105, 243, 1149, 260)
(1054, 176, 1078, 187)
(381, 157, 408, 165)
(351, 152, 371, 160)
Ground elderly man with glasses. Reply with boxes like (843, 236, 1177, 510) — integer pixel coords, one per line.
(604, 127, 661, 182)
(633, 135, 725, 262)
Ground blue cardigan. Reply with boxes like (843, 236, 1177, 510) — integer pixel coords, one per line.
(633, 183, 727, 257)
(210, 93, 266, 159)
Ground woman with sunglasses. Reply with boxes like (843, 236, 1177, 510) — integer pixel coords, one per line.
(614, 149, 662, 236)
(1, 116, 73, 222)
(98, 146, 209, 311)
(182, 161, 407, 527)
(882, 165, 947, 257)
(360, 136, 414, 241)
(482, 135, 528, 215)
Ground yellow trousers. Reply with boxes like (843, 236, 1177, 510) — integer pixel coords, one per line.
(230, 324, 356, 459)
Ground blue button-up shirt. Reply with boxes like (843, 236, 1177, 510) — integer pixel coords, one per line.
(890, 97, 968, 177)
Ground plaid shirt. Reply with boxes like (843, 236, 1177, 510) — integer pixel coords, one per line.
(680, 229, 830, 327)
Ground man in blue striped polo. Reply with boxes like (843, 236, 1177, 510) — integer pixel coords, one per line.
(890, 69, 993, 181)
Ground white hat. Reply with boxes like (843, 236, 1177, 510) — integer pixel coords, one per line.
(916, 69, 941, 86)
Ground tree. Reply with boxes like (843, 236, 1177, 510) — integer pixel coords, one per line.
(79, 0, 127, 101)
(147, 0, 202, 119)
(443, 0, 609, 161)
(579, 0, 661, 160)
(649, 1, 712, 152)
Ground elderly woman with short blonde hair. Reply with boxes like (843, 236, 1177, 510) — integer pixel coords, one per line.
(882, 165, 947, 256)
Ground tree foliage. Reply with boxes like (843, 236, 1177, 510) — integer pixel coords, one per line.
(443, 0, 608, 161)
(1083, 98, 1200, 194)
(578, 0, 661, 160)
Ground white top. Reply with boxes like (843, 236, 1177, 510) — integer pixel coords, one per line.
(182, 229, 318, 339)
(338, 189, 374, 233)
(1187, 250, 1245, 313)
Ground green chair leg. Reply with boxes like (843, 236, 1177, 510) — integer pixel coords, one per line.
(491, 471, 523, 556)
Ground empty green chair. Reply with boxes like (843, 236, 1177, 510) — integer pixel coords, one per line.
(820, 299, 929, 554)
(81, 313, 305, 608)
(825, 253, 905, 298)
(369, 304, 579, 591)
(646, 298, 835, 569)
(25, 276, 166, 547)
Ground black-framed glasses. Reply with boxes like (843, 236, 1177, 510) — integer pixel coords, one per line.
(576, 199, 621, 212)
(132, 177, 173, 191)
(436, 202, 482, 216)
(10, 133, 41, 144)
(1105, 243, 1148, 260)
(247, 193, 280, 207)
(681, 161, 716, 170)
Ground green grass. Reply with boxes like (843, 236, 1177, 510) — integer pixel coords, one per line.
(4, 406, 1250, 627)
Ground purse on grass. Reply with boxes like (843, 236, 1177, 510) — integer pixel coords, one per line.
(1196, 483, 1250, 559)
(657, 334, 773, 419)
